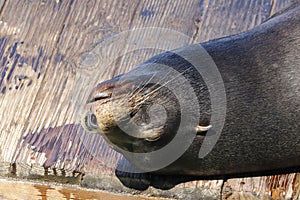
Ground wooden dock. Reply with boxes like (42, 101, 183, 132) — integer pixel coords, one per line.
(0, 0, 299, 199)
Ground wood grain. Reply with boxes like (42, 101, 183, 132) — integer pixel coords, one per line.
(0, 178, 162, 200)
(0, 0, 298, 199)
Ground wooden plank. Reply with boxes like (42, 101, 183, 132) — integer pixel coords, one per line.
(13, 0, 204, 173)
(0, 0, 73, 162)
(197, 0, 275, 42)
(0, 0, 7, 19)
(0, 178, 164, 200)
(10, 1, 223, 198)
(223, 174, 299, 199)
(0, 0, 298, 199)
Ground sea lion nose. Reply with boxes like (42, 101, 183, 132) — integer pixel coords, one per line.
(83, 111, 99, 131)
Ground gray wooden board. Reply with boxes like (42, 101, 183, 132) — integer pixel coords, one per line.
(0, 0, 298, 199)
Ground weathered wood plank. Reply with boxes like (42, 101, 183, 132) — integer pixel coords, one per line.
(198, 0, 274, 42)
(0, 0, 7, 19)
(0, 0, 298, 199)
(223, 174, 300, 200)
(10, 1, 223, 198)
(13, 0, 204, 172)
(0, 178, 164, 200)
(0, 0, 73, 162)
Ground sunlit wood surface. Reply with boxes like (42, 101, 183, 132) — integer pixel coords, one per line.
(0, 0, 298, 199)
(0, 178, 167, 200)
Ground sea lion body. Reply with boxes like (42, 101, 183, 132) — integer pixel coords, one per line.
(83, 3, 300, 177)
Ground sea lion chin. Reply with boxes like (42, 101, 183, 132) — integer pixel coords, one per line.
(82, 3, 300, 177)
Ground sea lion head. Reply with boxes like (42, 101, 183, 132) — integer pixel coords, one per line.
(82, 52, 211, 154)
(82, 65, 185, 153)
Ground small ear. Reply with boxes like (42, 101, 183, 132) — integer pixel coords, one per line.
(196, 125, 212, 133)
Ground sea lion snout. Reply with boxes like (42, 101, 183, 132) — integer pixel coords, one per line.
(81, 69, 185, 153)
(81, 80, 116, 134)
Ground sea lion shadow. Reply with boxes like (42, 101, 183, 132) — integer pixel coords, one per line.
(114, 156, 300, 191)
(115, 170, 200, 191)
(114, 157, 201, 191)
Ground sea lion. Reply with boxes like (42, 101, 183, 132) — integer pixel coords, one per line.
(82, 3, 300, 177)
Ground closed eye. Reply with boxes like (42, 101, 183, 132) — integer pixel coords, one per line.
(87, 92, 111, 103)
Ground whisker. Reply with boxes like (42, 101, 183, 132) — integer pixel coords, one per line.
(112, 76, 147, 102)
(141, 68, 192, 101)
(128, 72, 158, 101)
(130, 69, 175, 110)
(134, 67, 192, 108)
(129, 65, 178, 101)
(129, 68, 175, 103)
(127, 67, 173, 103)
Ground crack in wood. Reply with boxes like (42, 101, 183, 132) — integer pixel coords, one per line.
(0, 0, 8, 21)
(128, 0, 143, 29)
(220, 178, 227, 199)
(190, 0, 209, 44)
(9, 163, 16, 176)
(270, 0, 278, 17)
